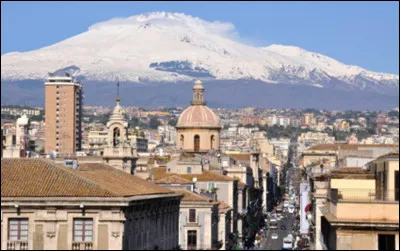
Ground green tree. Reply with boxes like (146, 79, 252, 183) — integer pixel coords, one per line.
(388, 110, 399, 118)
(149, 117, 160, 129)
(168, 118, 177, 127)
(129, 117, 140, 128)
(30, 113, 44, 122)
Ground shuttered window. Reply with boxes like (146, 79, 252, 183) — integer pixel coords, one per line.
(189, 209, 196, 223)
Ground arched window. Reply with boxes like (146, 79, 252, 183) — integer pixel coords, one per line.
(210, 135, 215, 150)
(194, 135, 200, 152)
(187, 167, 192, 174)
(180, 135, 184, 149)
(113, 127, 120, 147)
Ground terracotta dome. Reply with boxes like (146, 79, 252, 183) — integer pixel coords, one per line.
(176, 105, 222, 129)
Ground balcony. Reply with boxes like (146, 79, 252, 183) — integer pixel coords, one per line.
(72, 242, 93, 250)
(7, 241, 28, 250)
(307, 166, 336, 175)
(327, 188, 399, 223)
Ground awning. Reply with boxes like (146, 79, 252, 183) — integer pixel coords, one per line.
(305, 203, 312, 212)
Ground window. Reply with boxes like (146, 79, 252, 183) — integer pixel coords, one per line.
(378, 234, 395, 250)
(187, 167, 192, 174)
(189, 209, 196, 223)
(194, 135, 200, 152)
(8, 218, 28, 241)
(73, 218, 93, 242)
(113, 127, 120, 147)
(180, 135, 184, 148)
(187, 230, 197, 250)
(208, 183, 215, 192)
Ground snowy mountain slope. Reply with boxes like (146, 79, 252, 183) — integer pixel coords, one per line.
(1, 12, 398, 95)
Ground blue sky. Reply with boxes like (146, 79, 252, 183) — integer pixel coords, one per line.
(1, 1, 399, 74)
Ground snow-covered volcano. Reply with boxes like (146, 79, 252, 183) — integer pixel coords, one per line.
(1, 11, 399, 95)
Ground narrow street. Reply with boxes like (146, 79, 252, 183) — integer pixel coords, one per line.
(256, 144, 300, 250)
(258, 213, 297, 250)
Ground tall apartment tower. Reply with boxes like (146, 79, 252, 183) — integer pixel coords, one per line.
(44, 74, 83, 154)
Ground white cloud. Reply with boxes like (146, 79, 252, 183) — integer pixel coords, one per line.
(88, 11, 239, 38)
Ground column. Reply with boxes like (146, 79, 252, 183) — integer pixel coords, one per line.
(315, 199, 322, 250)
(262, 177, 267, 211)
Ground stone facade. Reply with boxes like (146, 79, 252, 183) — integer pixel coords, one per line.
(319, 153, 399, 250)
(1, 158, 182, 251)
(1, 197, 180, 250)
(176, 128, 221, 153)
(178, 196, 219, 250)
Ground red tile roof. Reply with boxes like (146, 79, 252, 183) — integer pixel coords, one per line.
(229, 154, 251, 161)
(155, 175, 195, 185)
(218, 201, 232, 213)
(150, 167, 234, 182)
(173, 189, 214, 202)
(1, 159, 174, 198)
(308, 144, 398, 151)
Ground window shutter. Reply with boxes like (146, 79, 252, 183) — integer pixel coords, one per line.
(189, 209, 196, 223)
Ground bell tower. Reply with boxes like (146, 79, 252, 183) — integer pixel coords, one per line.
(102, 83, 138, 174)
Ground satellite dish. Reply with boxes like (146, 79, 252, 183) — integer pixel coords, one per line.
(192, 177, 198, 183)
(49, 150, 57, 160)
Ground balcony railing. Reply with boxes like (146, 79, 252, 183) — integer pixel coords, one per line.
(329, 188, 399, 203)
(72, 242, 93, 250)
(307, 166, 336, 175)
(7, 241, 28, 250)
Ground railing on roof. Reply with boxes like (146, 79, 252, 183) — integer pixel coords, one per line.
(200, 190, 217, 201)
(307, 166, 336, 175)
(328, 188, 399, 203)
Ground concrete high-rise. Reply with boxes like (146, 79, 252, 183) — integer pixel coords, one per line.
(303, 113, 314, 126)
(44, 74, 83, 154)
